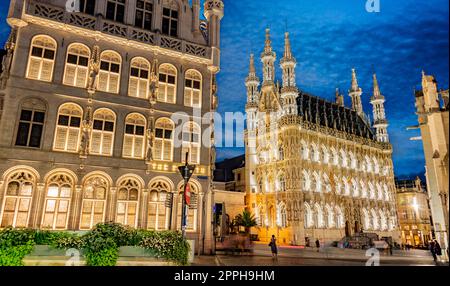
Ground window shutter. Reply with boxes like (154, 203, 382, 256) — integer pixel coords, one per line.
(129, 78, 138, 97)
(64, 65, 76, 86)
(134, 136, 144, 158)
(67, 128, 80, 152)
(109, 74, 119, 93)
(191, 147, 199, 164)
(157, 85, 166, 101)
(167, 85, 175, 103)
(193, 90, 200, 106)
(163, 141, 172, 160)
(98, 72, 108, 92)
(54, 127, 68, 151)
(154, 140, 163, 160)
(27, 58, 41, 79)
(76, 67, 88, 88)
(90, 131, 102, 154)
(138, 79, 148, 98)
(102, 133, 113, 155)
(123, 135, 133, 157)
(184, 89, 191, 106)
(41, 61, 53, 81)
(148, 203, 157, 229)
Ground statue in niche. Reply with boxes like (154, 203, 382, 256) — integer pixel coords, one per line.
(145, 117, 155, 163)
(87, 46, 100, 93)
(0, 29, 17, 89)
(149, 59, 159, 105)
(79, 106, 93, 158)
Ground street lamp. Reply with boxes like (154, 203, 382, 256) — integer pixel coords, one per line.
(178, 152, 196, 239)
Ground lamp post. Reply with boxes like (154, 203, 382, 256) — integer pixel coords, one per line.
(178, 152, 196, 239)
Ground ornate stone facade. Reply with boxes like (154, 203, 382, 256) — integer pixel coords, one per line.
(244, 30, 400, 245)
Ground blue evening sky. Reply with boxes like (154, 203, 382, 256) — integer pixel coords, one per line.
(0, 0, 448, 178)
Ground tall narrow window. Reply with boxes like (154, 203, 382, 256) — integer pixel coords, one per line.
(80, 0, 96, 15)
(90, 109, 116, 156)
(135, 0, 153, 30)
(41, 174, 73, 230)
(26, 35, 56, 82)
(184, 70, 202, 108)
(0, 171, 35, 228)
(162, 4, 178, 37)
(53, 103, 83, 153)
(123, 113, 146, 159)
(63, 44, 90, 88)
(15, 100, 46, 149)
(116, 178, 140, 228)
(106, 0, 125, 23)
(181, 122, 200, 164)
(148, 180, 170, 230)
(154, 118, 174, 161)
(98, 51, 121, 94)
(176, 183, 198, 231)
(128, 57, 150, 99)
(80, 176, 108, 230)
(158, 64, 177, 103)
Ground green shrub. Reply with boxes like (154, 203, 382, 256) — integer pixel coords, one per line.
(0, 227, 35, 248)
(84, 238, 118, 266)
(139, 231, 190, 265)
(53, 235, 85, 249)
(0, 242, 34, 266)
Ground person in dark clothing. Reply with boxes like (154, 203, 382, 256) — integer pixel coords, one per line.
(315, 239, 321, 252)
(429, 241, 437, 262)
(269, 235, 278, 260)
(434, 240, 442, 259)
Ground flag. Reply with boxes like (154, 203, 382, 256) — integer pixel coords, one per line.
(185, 183, 191, 206)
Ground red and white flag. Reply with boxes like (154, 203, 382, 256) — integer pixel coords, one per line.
(184, 184, 191, 206)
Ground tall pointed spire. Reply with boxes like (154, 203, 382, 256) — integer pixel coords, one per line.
(249, 53, 256, 75)
(261, 29, 276, 84)
(280, 32, 298, 117)
(283, 32, 293, 59)
(370, 72, 389, 143)
(264, 28, 273, 54)
(348, 68, 364, 116)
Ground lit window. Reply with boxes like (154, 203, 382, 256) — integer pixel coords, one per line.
(181, 122, 201, 164)
(90, 109, 116, 156)
(123, 113, 146, 159)
(176, 183, 198, 231)
(41, 174, 73, 230)
(26, 35, 56, 82)
(158, 64, 177, 103)
(15, 99, 46, 148)
(135, 0, 153, 30)
(128, 57, 150, 99)
(106, 0, 125, 23)
(98, 51, 121, 94)
(148, 180, 171, 230)
(116, 178, 140, 228)
(53, 103, 83, 153)
(154, 118, 174, 161)
(162, 3, 178, 37)
(80, 176, 107, 230)
(63, 44, 90, 88)
(184, 70, 202, 108)
(0, 172, 35, 228)
(304, 203, 313, 228)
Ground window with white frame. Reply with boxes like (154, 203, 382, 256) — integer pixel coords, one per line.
(53, 103, 83, 153)
(98, 51, 121, 94)
(0, 171, 35, 228)
(123, 113, 146, 159)
(15, 102, 46, 149)
(63, 44, 90, 88)
(148, 180, 171, 230)
(154, 118, 174, 161)
(116, 178, 140, 228)
(106, 0, 125, 23)
(176, 183, 198, 231)
(158, 64, 177, 103)
(181, 122, 200, 164)
(80, 176, 108, 230)
(90, 109, 116, 156)
(128, 57, 150, 99)
(26, 35, 56, 82)
(41, 174, 73, 230)
(135, 0, 153, 30)
(184, 70, 202, 108)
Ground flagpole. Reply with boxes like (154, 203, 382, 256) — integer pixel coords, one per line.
(182, 152, 188, 239)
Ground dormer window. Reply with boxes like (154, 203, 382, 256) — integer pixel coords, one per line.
(135, 0, 153, 30)
(106, 0, 125, 23)
(80, 0, 96, 15)
(162, 6, 178, 37)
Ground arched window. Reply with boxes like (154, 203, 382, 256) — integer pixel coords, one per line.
(325, 204, 334, 228)
(336, 206, 344, 228)
(98, 51, 121, 93)
(314, 204, 324, 228)
(63, 44, 90, 88)
(53, 103, 83, 153)
(321, 146, 329, 164)
(154, 118, 174, 161)
(116, 178, 140, 228)
(182, 122, 200, 164)
(304, 203, 313, 228)
(184, 70, 202, 108)
(278, 175, 286, 192)
(162, 0, 179, 37)
(128, 57, 150, 99)
(277, 203, 287, 228)
(26, 35, 57, 82)
(90, 109, 116, 156)
(42, 173, 73, 230)
(177, 182, 198, 231)
(302, 171, 310, 191)
(371, 209, 379, 230)
(123, 113, 146, 159)
(362, 209, 371, 231)
(352, 179, 359, 197)
(158, 64, 177, 103)
(148, 180, 171, 230)
(300, 141, 309, 160)
(0, 171, 35, 228)
(80, 176, 108, 230)
(15, 98, 46, 148)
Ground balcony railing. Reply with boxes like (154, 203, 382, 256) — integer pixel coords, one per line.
(26, 1, 210, 59)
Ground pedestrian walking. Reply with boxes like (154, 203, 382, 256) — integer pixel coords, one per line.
(269, 235, 278, 260)
(434, 240, 442, 261)
(429, 240, 437, 262)
(315, 239, 321, 252)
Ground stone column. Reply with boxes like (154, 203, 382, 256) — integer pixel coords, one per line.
(96, 0, 107, 17)
(153, 0, 162, 33)
(69, 185, 83, 230)
(139, 189, 149, 229)
(0, 180, 5, 217)
(172, 192, 180, 231)
(33, 183, 46, 229)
